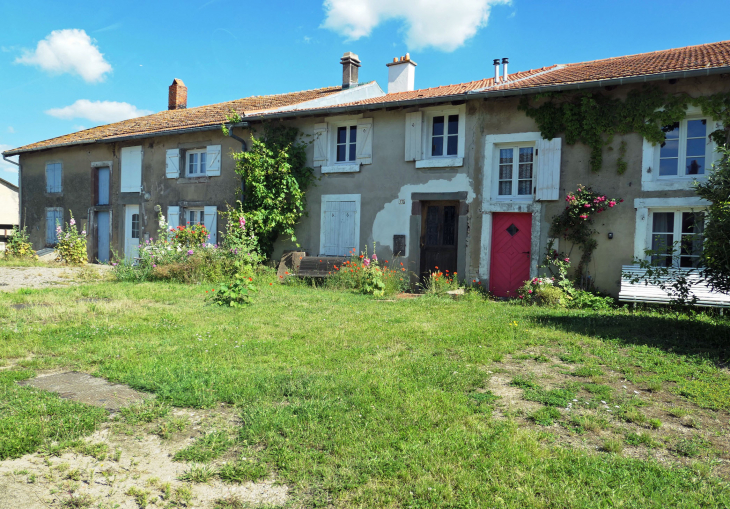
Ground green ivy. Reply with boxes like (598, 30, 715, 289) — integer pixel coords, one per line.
(518, 86, 730, 173)
(226, 120, 315, 258)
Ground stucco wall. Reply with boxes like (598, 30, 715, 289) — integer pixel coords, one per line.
(0, 181, 18, 227)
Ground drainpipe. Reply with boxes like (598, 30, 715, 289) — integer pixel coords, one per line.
(3, 154, 20, 230)
(224, 124, 249, 201)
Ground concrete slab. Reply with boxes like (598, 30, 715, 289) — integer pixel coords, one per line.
(19, 372, 148, 411)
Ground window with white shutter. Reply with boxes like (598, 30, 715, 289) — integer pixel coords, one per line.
(535, 137, 562, 201)
(203, 205, 218, 245)
(166, 149, 180, 179)
(319, 194, 360, 256)
(206, 145, 221, 176)
(121, 146, 143, 192)
(167, 206, 180, 236)
(355, 119, 373, 165)
(313, 123, 328, 166)
(405, 111, 422, 161)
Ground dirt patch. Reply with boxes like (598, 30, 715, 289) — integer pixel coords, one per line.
(0, 265, 112, 292)
(19, 372, 148, 411)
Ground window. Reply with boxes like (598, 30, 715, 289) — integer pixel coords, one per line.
(431, 114, 459, 157)
(46, 163, 62, 193)
(131, 213, 140, 239)
(186, 149, 207, 176)
(336, 125, 357, 162)
(650, 211, 704, 268)
(497, 146, 534, 197)
(187, 209, 204, 226)
(659, 119, 708, 177)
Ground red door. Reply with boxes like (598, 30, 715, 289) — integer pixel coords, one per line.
(490, 213, 532, 298)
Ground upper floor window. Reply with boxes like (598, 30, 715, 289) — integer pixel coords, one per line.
(187, 149, 207, 177)
(336, 126, 357, 163)
(659, 119, 708, 178)
(46, 163, 62, 193)
(431, 114, 459, 157)
(497, 146, 534, 198)
(650, 210, 704, 268)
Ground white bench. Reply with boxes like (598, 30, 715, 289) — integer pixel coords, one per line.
(619, 264, 730, 312)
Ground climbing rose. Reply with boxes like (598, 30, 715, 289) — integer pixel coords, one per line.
(564, 258, 570, 263)
(580, 214, 588, 219)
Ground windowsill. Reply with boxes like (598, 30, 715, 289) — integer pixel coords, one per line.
(177, 176, 210, 183)
(495, 196, 533, 202)
(642, 177, 703, 192)
(321, 164, 360, 174)
(415, 157, 463, 169)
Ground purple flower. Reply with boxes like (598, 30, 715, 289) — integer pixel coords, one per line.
(152, 264, 157, 268)
(112, 263, 118, 266)
(234, 248, 238, 255)
(187, 250, 194, 255)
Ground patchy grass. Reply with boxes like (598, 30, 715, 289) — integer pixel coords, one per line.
(173, 430, 236, 463)
(1, 281, 730, 507)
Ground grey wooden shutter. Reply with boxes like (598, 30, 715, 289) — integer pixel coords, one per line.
(322, 201, 339, 255)
(203, 206, 218, 245)
(405, 111, 422, 161)
(535, 137, 562, 201)
(355, 118, 373, 165)
(166, 149, 180, 178)
(313, 123, 328, 166)
(167, 206, 180, 236)
(206, 145, 221, 176)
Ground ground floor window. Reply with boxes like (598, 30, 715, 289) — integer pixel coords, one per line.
(650, 210, 704, 267)
(187, 208, 204, 226)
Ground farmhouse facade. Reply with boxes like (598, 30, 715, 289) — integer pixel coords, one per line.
(4, 41, 729, 296)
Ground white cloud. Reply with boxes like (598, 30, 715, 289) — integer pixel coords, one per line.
(15, 29, 112, 83)
(321, 0, 509, 52)
(45, 99, 153, 124)
(7, 127, 14, 133)
(0, 144, 19, 179)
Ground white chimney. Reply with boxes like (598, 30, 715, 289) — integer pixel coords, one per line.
(386, 53, 417, 93)
(502, 57, 509, 82)
(493, 59, 501, 83)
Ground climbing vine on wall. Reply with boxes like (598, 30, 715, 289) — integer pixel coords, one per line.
(549, 185, 623, 278)
(518, 86, 730, 173)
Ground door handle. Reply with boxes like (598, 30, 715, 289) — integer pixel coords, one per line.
(523, 251, 530, 254)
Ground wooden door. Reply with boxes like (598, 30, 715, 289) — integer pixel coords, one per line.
(490, 212, 532, 298)
(420, 201, 458, 278)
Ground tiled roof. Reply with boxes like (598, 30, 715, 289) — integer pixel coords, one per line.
(5, 40, 730, 156)
(4, 86, 344, 155)
(259, 40, 730, 116)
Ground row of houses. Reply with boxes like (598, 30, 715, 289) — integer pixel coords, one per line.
(3, 41, 729, 297)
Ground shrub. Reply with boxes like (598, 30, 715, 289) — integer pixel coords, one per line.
(3, 226, 36, 259)
(207, 274, 257, 307)
(325, 247, 408, 297)
(518, 277, 566, 306)
(566, 289, 615, 310)
(170, 224, 210, 248)
(55, 212, 87, 265)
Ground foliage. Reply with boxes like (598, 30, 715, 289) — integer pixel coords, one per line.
(3, 226, 36, 260)
(325, 247, 408, 297)
(220, 202, 262, 263)
(419, 266, 460, 296)
(170, 224, 210, 248)
(695, 146, 730, 293)
(229, 121, 316, 258)
(549, 185, 622, 276)
(55, 212, 87, 265)
(566, 289, 615, 311)
(518, 86, 730, 173)
(626, 245, 702, 306)
(206, 274, 257, 307)
(517, 277, 566, 306)
(113, 209, 261, 284)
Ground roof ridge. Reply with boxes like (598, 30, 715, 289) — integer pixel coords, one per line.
(562, 39, 730, 67)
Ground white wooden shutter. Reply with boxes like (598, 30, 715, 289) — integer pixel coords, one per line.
(54, 165, 62, 193)
(339, 201, 357, 255)
(405, 111, 422, 161)
(206, 145, 221, 176)
(204, 206, 218, 245)
(121, 146, 143, 192)
(166, 149, 180, 179)
(167, 206, 180, 237)
(322, 201, 339, 256)
(355, 118, 373, 165)
(313, 123, 328, 166)
(535, 137, 562, 201)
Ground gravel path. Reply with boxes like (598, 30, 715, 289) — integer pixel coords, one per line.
(0, 265, 112, 292)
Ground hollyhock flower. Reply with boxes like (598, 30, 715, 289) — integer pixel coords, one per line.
(69, 218, 75, 226)
(564, 258, 570, 262)
(81, 230, 86, 235)
(372, 254, 377, 261)
(363, 258, 370, 267)
(239, 217, 246, 228)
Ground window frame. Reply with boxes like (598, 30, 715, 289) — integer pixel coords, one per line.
(186, 208, 205, 226)
(422, 107, 465, 161)
(45, 162, 62, 194)
(185, 148, 208, 177)
(495, 144, 536, 200)
(657, 118, 711, 180)
(334, 124, 358, 164)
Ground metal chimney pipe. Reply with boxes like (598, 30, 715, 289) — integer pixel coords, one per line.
(502, 57, 509, 82)
(493, 59, 501, 83)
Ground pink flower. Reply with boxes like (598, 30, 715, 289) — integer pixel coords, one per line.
(583, 203, 591, 208)
(371, 254, 377, 261)
(580, 214, 588, 219)
(519, 295, 524, 299)
(363, 258, 370, 267)
(187, 250, 194, 255)
(152, 264, 157, 268)
(69, 218, 76, 226)
(564, 258, 570, 262)
(81, 230, 86, 235)
(239, 217, 246, 229)
(528, 290, 533, 294)
(609, 200, 616, 207)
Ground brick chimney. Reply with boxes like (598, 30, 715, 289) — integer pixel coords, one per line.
(340, 52, 361, 89)
(386, 54, 416, 94)
(168, 79, 187, 110)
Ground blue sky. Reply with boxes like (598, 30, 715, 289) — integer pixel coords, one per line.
(2, 0, 730, 185)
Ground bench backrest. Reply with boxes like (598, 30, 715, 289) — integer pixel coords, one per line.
(620, 265, 730, 306)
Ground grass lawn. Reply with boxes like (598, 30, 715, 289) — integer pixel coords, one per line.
(1, 279, 730, 508)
